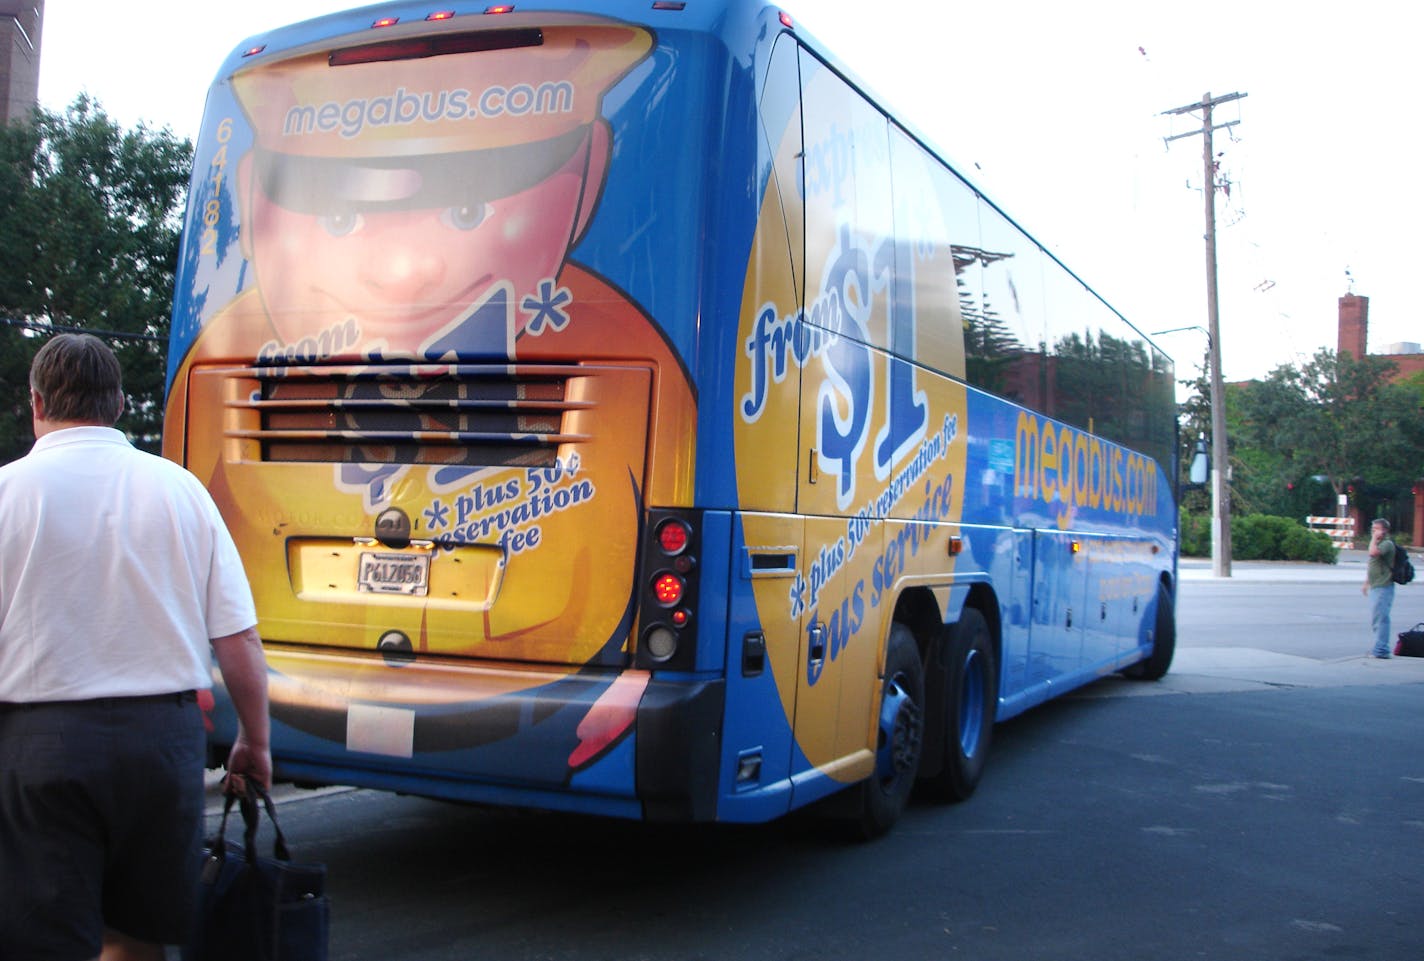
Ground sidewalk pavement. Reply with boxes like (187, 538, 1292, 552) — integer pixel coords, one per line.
(1079, 645, 1424, 700)
(1121, 551, 1424, 695)
(1178, 549, 1377, 582)
(202, 770, 352, 816)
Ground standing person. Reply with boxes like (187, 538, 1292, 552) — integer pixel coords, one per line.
(1362, 517, 1397, 659)
(0, 334, 271, 961)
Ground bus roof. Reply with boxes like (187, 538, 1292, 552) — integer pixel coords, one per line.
(214, 0, 1168, 364)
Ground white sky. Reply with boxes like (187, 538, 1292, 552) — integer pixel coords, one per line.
(36, 0, 1422, 384)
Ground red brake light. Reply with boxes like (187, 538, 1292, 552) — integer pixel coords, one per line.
(372, 17, 399, 28)
(653, 573, 685, 606)
(657, 520, 690, 555)
(670, 608, 690, 628)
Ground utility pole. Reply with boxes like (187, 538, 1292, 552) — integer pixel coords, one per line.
(1163, 90, 1246, 579)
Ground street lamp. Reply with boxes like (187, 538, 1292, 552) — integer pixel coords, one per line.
(1153, 324, 1231, 577)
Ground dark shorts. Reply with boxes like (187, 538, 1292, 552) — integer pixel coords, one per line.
(0, 693, 205, 960)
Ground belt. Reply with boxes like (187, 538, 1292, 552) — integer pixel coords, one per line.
(0, 690, 198, 712)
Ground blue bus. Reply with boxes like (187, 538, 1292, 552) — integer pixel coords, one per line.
(164, 0, 1178, 838)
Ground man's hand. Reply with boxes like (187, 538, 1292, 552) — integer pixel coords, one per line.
(211, 626, 272, 795)
(224, 731, 273, 795)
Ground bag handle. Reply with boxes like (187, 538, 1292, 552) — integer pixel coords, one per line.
(217, 780, 293, 863)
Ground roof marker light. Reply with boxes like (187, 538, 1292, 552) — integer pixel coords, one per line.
(241, 45, 266, 57)
(779, 11, 794, 28)
(426, 10, 456, 20)
(372, 17, 400, 28)
(652, 2, 687, 9)
(485, 4, 515, 12)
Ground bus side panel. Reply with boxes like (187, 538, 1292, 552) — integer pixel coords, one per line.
(714, 511, 801, 823)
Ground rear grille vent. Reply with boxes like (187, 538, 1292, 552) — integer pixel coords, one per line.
(228, 363, 591, 467)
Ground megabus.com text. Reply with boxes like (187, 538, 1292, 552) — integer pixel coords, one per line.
(282, 83, 576, 140)
(1015, 411, 1157, 518)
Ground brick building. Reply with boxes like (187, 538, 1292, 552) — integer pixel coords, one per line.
(1334, 292, 1424, 539)
(0, 0, 43, 125)
(1337, 293, 1424, 380)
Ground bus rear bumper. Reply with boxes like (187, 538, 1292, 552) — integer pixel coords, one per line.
(205, 644, 725, 822)
(634, 678, 724, 822)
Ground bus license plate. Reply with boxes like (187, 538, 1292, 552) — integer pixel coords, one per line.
(358, 551, 430, 596)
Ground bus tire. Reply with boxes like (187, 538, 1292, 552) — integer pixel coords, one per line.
(923, 608, 997, 802)
(1123, 583, 1175, 680)
(852, 623, 925, 840)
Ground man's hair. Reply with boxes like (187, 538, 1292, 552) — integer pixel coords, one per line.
(1373, 518, 1391, 532)
(29, 333, 124, 425)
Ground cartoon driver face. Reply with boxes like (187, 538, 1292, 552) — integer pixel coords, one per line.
(231, 23, 647, 361)
(240, 126, 603, 357)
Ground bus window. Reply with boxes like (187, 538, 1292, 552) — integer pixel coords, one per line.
(889, 124, 971, 382)
(976, 200, 1046, 406)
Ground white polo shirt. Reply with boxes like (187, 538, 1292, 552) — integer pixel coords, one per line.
(0, 427, 257, 702)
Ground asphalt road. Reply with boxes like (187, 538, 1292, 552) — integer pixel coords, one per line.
(211, 555, 1424, 961)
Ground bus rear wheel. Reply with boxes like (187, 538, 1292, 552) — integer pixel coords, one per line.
(851, 623, 925, 840)
(1122, 583, 1175, 681)
(923, 608, 997, 802)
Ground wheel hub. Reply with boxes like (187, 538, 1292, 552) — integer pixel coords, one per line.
(877, 674, 923, 782)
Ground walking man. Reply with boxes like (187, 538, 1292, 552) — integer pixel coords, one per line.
(1362, 518, 1396, 659)
(0, 334, 270, 961)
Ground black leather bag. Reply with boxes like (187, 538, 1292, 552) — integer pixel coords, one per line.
(1395, 624, 1424, 657)
(184, 782, 328, 961)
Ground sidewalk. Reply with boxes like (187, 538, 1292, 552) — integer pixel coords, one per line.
(202, 771, 352, 816)
(1079, 645, 1424, 699)
(1178, 550, 1375, 582)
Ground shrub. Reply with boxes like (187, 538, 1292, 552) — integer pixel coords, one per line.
(1280, 525, 1338, 563)
(1232, 514, 1297, 560)
(1177, 511, 1336, 563)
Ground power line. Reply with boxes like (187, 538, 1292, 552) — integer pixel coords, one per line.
(0, 315, 165, 343)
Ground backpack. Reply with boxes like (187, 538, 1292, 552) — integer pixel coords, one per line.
(1391, 541, 1415, 585)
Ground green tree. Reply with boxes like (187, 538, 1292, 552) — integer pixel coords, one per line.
(1233, 348, 1424, 527)
(0, 96, 193, 463)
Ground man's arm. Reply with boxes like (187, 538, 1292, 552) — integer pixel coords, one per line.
(210, 626, 272, 791)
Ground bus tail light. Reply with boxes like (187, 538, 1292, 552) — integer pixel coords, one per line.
(636, 509, 702, 670)
(658, 518, 690, 554)
(653, 572, 684, 606)
(329, 27, 542, 66)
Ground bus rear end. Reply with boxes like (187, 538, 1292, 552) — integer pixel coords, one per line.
(164, 3, 714, 819)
